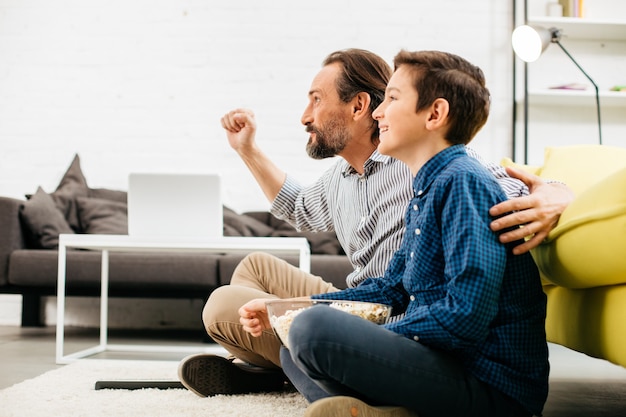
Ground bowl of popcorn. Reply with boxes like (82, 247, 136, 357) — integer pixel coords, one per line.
(266, 299, 392, 350)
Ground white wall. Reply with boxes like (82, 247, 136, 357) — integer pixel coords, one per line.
(0, 0, 516, 327)
(0, 0, 515, 209)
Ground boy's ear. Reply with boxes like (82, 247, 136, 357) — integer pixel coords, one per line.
(426, 98, 450, 130)
(351, 92, 372, 120)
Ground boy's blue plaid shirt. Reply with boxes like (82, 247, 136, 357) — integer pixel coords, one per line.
(314, 144, 549, 415)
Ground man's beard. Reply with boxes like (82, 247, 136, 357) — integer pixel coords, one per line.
(305, 118, 350, 160)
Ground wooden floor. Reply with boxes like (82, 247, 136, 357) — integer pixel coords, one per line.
(1, 325, 626, 416)
(0, 325, 210, 389)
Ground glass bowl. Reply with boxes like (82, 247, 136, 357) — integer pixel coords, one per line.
(265, 299, 392, 349)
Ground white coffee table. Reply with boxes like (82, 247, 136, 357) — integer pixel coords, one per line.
(56, 234, 310, 364)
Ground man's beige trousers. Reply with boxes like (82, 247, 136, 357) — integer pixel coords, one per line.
(202, 252, 341, 367)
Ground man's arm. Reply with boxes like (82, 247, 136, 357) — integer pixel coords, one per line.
(489, 166, 575, 255)
(221, 108, 286, 202)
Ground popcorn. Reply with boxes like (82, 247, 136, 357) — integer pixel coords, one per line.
(326, 301, 390, 324)
(268, 300, 391, 349)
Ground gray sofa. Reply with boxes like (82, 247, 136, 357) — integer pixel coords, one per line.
(0, 156, 352, 326)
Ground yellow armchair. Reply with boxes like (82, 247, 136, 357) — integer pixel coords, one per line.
(503, 145, 626, 369)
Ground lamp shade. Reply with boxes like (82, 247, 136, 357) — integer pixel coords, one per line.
(512, 25, 553, 62)
(512, 24, 603, 146)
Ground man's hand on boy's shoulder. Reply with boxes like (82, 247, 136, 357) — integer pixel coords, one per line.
(489, 166, 575, 255)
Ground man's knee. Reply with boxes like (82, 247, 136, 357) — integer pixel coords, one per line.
(230, 251, 291, 289)
(202, 286, 238, 333)
(230, 252, 272, 285)
(238, 252, 274, 271)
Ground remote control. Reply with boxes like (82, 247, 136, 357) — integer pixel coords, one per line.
(94, 380, 185, 390)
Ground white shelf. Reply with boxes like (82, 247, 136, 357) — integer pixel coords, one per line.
(527, 16, 626, 40)
(516, 1, 626, 161)
(526, 89, 626, 107)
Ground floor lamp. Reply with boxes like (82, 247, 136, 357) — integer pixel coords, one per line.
(512, 25, 603, 146)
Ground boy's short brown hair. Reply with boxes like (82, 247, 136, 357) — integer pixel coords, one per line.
(393, 50, 490, 145)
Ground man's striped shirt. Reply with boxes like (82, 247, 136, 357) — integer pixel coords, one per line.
(271, 147, 528, 288)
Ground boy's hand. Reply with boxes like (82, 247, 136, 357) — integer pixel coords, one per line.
(239, 298, 273, 337)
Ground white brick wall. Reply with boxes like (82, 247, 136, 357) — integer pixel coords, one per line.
(0, 0, 515, 327)
(0, 0, 515, 208)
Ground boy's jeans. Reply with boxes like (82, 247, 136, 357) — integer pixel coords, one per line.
(280, 306, 531, 417)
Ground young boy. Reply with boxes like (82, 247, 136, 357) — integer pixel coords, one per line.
(239, 50, 549, 417)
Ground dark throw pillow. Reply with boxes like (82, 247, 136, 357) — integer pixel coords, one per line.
(19, 186, 75, 249)
(50, 154, 90, 232)
(88, 188, 128, 203)
(76, 197, 128, 235)
(268, 217, 343, 255)
(223, 206, 274, 237)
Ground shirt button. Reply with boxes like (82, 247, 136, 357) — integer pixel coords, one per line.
(410, 295, 415, 301)
(413, 336, 420, 342)
(417, 190, 423, 196)
(414, 228, 421, 235)
(413, 204, 418, 211)
(410, 252, 414, 258)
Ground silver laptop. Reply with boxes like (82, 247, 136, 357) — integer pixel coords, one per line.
(127, 173, 223, 238)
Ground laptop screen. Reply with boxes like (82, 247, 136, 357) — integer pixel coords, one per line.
(127, 173, 223, 238)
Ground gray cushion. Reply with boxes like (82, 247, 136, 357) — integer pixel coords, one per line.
(270, 227, 343, 255)
(76, 197, 128, 234)
(50, 154, 89, 232)
(223, 207, 273, 237)
(242, 211, 344, 255)
(19, 187, 74, 249)
(267, 217, 343, 255)
(8, 249, 220, 290)
(88, 188, 127, 203)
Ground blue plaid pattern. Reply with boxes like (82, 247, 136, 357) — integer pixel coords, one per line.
(314, 145, 549, 415)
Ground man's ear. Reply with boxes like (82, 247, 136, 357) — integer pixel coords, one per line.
(426, 98, 450, 130)
(351, 92, 372, 120)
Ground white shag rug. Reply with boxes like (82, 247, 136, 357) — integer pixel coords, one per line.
(0, 359, 308, 417)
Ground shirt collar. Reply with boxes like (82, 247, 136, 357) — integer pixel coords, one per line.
(413, 144, 466, 196)
(341, 149, 393, 177)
